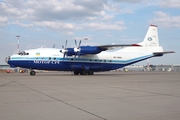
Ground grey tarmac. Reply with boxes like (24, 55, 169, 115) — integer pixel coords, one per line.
(0, 72, 180, 120)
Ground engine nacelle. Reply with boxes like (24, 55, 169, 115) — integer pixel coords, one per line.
(60, 46, 105, 56)
(60, 48, 75, 56)
(78, 46, 104, 55)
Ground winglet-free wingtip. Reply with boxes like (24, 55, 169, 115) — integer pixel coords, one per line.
(153, 51, 175, 55)
(170, 51, 175, 53)
(150, 24, 157, 27)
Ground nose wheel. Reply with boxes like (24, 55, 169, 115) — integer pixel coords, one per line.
(30, 70, 36, 76)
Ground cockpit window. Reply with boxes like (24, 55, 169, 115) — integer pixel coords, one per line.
(18, 51, 29, 55)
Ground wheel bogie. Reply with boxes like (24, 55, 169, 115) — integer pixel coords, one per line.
(88, 70, 94, 75)
(80, 70, 87, 75)
(74, 71, 80, 75)
(74, 70, 94, 75)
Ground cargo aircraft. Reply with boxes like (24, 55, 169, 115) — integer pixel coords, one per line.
(5, 25, 174, 75)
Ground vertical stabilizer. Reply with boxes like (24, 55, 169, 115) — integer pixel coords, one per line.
(139, 25, 159, 47)
(117, 25, 164, 53)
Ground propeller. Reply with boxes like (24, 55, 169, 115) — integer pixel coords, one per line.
(74, 40, 81, 52)
(74, 40, 81, 57)
(60, 40, 68, 58)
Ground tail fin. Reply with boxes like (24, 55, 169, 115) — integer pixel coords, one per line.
(138, 25, 159, 47)
(117, 25, 164, 53)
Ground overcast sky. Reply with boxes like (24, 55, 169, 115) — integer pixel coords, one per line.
(0, 0, 180, 65)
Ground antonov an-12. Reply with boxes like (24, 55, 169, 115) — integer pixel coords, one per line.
(5, 25, 174, 75)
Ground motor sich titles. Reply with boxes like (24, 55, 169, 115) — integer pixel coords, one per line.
(33, 60, 60, 64)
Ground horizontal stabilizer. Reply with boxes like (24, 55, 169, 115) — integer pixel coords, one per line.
(153, 51, 175, 56)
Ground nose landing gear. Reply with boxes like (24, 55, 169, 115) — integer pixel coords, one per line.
(30, 70, 36, 76)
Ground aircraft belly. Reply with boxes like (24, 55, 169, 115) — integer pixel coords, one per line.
(62, 61, 115, 72)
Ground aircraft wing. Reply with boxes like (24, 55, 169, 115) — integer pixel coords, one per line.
(98, 44, 141, 50)
(153, 51, 175, 56)
(61, 43, 141, 57)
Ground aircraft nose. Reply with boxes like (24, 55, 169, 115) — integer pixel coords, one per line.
(5, 56, 10, 64)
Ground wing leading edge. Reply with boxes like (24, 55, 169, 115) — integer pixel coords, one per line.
(97, 44, 141, 50)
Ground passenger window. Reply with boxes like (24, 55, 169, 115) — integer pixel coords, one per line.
(49, 57, 51, 60)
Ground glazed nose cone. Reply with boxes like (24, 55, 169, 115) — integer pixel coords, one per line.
(5, 56, 10, 64)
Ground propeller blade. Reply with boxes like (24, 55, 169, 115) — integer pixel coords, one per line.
(75, 39, 77, 47)
(65, 40, 67, 49)
(74, 54, 77, 58)
(61, 40, 68, 59)
(74, 52, 80, 58)
(78, 52, 80, 58)
(78, 40, 81, 48)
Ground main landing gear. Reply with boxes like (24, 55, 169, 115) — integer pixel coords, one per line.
(74, 70, 94, 75)
(30, 70, 36, 76)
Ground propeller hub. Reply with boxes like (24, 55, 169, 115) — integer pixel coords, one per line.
(74, 39, 81, 53)
(74, 47, 80, 52)
(60, 49, 67, 53)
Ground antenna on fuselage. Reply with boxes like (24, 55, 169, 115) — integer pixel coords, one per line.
(52, 44, 55, 48)
(16, 35, 20, 53)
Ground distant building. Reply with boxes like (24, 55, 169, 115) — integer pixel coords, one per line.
(124, 64, 180, 72)
(148, 65, 180, 72)
(172, 65, 180, 72)
(0, 65, 10, 69)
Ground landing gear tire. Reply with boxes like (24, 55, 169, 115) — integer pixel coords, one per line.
(88, 70, 94, 75)
(74, 71, 80, 75)
(30, 71, 36, 76)
(80, 70, 87, 75)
